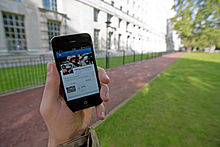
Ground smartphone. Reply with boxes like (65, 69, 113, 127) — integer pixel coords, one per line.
(51, 33, 102, 112)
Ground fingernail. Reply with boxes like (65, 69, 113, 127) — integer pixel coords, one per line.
(101, 112, 105, 118)
(47, 63, 52, 73)
(106, 74, 110, 80)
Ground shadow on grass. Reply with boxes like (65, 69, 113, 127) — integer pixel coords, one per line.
(96, 54, 220, 147)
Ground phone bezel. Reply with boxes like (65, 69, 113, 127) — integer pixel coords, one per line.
(51, 33, 102, 112)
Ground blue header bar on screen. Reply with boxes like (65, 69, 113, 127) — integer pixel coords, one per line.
(56, 48, 92, 58)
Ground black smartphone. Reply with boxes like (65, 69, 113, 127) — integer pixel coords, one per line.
(51, 33, 102, 112)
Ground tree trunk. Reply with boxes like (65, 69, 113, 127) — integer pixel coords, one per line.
(187, 47, 192, 52)
(208, 45, 216, 53)
(193, 47, 197, 52)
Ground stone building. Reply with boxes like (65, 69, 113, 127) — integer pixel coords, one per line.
(0, 0, 181, 57)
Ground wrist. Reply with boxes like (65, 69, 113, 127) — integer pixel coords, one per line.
(48, 129, 86, 147)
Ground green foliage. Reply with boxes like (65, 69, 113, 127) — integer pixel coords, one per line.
(171, 0, 220, 50)
(96, 53, 220, 147)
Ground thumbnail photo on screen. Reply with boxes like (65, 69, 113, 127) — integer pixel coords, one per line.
(59, 53, 93, 75)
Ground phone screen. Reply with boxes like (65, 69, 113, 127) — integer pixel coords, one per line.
(55, 46, 99, 101)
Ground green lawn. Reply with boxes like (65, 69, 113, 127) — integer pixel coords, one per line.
(96, 53, 220, 147)
(0, 53, 159, 93)
(0, 64, 47, 92)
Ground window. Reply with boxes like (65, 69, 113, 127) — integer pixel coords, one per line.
(2, 13, 27, 51)
(94, 8, 99, 22)
(126, 22, 129, 31)
(51, 0, 57, 11)
(47, 20, 60, 49)
(118, 34, 121, 50)
(43, 0, 50, 9)
(118, 18, 122, 28)
(43, 0, 57, 11)
(107, 14, 113, 22)
(111, 1, 114, 6)
(94, 29, 100, 50)
(126, 35, 130, 50)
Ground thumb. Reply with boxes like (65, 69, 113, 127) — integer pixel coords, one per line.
(42, 62, 60, 106)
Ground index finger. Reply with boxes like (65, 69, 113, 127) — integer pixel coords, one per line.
(98, 67, 110, 84)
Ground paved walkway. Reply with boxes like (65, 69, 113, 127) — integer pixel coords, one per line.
(0, 52, 184, 146)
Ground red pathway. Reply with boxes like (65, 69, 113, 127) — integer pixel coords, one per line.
(0, 52, 184, 146)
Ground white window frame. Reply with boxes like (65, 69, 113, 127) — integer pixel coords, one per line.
(94, 29, 100, 50)
(47, 20, 60, 49)
(43, 0, 57, 11)
(94, 8, 99, 22)
(2, 12, 27, 51)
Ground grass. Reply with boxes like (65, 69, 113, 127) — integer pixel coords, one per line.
(0, 53, 159, 93)
(0, 64, 47, 92)
(96, 53, 220, 147)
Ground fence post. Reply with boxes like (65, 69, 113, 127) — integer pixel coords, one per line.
(40, 56, 44, 79)
(18, 59, 24, 88)
(106, 50, 109, 69)
(133, 51, 135, 62)
(5, 60, 11, 91)
(141, 51, 143, 61)
(122, 50, 125, 65)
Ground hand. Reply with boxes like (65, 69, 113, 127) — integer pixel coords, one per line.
(40, 63, 110, 147)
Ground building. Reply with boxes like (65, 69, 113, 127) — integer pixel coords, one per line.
(0, 0, 181, 57)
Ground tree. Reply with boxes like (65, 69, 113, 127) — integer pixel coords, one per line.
(171, 0, 220, 52)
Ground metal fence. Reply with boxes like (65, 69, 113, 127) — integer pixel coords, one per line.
(0, 50, 172, 95)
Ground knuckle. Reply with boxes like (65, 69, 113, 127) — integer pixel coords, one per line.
(99, 67, 105, 73)
(40, 104, 51, 117)
(98, 66, 103, 70)
(103, 84, 109, 90)
(40, 106, 46, 116)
